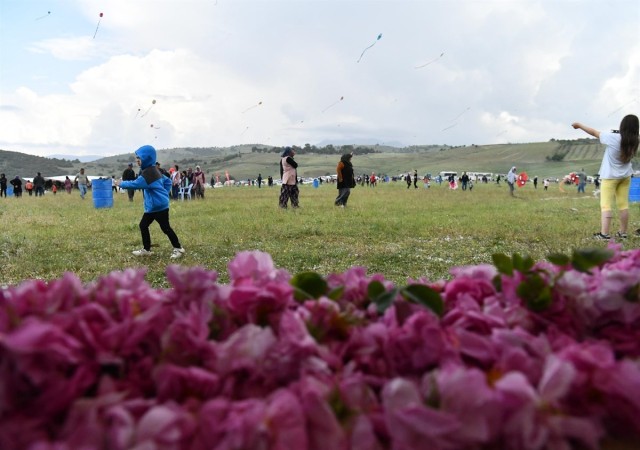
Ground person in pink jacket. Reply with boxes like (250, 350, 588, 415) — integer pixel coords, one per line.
(279, 147, 299, 209)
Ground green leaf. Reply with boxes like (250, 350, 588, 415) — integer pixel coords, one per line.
(367, 280, 386, 300)
(571, 248, 614, 273)
(401, 284, 444, 317)
(512, 253, 534, 273)
(492, 253, 513, 276)
(516, 273, 552, 312)
(327, 285, 345, 301)
(547, 253, 571, 267)
(372, 288, 399, 314)
(290, 271, 328, 301)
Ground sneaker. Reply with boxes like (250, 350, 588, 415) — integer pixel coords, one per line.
(593, 232, 611, 241)
(170, 247, 185, 259)
(615, 231, 628, 239)
(132, 248, 153, 256)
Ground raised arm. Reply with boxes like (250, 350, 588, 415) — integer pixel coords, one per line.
(572, 122, 600, 139)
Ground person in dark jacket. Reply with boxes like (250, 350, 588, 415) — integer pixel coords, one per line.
(0, 174, 7, 198)
(122, 162, 137, 202)
(335, 153, 356, 207)
(117, 145, 185, 259)
(10, 176, 22, 197)
(33, 172, 46, 196)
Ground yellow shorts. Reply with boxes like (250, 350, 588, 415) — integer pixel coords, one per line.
(600, 177, 630, 212)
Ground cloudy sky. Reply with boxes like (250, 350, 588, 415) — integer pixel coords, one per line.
(1, 0, 638, 159)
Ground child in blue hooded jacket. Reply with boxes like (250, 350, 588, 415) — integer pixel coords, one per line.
(117, 145, 185, 259)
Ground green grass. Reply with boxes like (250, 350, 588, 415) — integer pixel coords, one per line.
(1, 181, 637, 288)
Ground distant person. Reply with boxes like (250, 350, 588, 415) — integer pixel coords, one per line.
(33, 172, 45, 196)
(193, 166, 206, 199)
(279, 147, 299, 209)
(543, 178, 550, 191)
(506, 167, 517, 196)
(533, 176, 538, 189)
(25, 180, 34, 196)
(335, 153, 356, 207)
(52, 184, 58, 195)
(405, 173, 412, 189)
(572, 115, 639, 240)
(116, 145, 185, 259)
(155, 161, 169, 177)
(496, 174, 501, 185)
(413, 170, 418, 189)
(111, 176, 118, 193)
(0, 173, 7, 198)
(122, 162, 137, 202)
(268, 175, 273, 187)
(577, 168, 587, 194)
(64, 176, 73, 194)
(10, 176, 22, 197)
(74, 168, 90, 199)
(257, 173, 263, 188)
(460, 172, 470, 191)
(171, 165, 182, 200)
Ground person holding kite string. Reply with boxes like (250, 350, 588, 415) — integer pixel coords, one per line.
(117, 145, 185, 259)
(506, 167, 517, 196)
(572, 114, 639, 240)
(335, 153, 356, 207)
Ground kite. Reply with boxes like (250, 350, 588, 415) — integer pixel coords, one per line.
(140, 99, 156, 117)
(451, 107, 471, 122)
(322, 96, 344, 113)
(516, 172, 528, 187)
(93, 12, 103, 39)
(35, 11, 51, 20)
(415, 52, 444, 69)
(240, 126, 249, 135)
(357, 33, 382, 63)
(150, 124, 160, 129)
(134, 108, 141, 118)
(242, 101, 262, 113)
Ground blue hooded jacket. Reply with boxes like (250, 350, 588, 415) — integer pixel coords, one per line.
(119, 145, 172, 213)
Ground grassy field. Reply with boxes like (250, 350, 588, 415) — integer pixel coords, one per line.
(1, 180, 638, 288)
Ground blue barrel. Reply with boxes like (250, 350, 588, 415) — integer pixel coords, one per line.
(6, 186, 13, 196)
(630, 177, 640, 203)
(92, 178, 113, 208)
(313, 178, 319, 188)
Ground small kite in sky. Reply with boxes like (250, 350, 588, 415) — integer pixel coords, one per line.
(35, 11, 51, 20)
(357, 33, 382, 63)
(441, 123, 457, 132)
(415, 52, 444, 69)
(242, 101, 262, 113)
(322, 96, 344, 113)
(93, 12, 103, 39)
(134, 108, 141, 118)
(140, 99, 156, 117)
(150, 124, 160, 129)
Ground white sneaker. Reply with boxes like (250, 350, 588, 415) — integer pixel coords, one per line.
(170, 248, 185, 259)
(132, 248, 153, 256)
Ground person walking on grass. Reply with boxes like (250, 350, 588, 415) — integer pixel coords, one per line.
(572, 115, 639, 240)
(279, 147, 299, 209)
(74, 168, 90, 199)
(507, 166, 517, 196)
(33, 172, 45, 197)
(335, 153, 356, 207)
(116, 145, 185, 259)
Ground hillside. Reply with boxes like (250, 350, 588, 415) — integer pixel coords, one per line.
(0, 138, 618, 181)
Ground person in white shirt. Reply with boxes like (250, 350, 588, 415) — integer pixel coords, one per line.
(572, 115, 639, 240)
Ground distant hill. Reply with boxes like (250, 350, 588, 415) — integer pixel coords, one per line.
(1, 138, 625, 181)
(48, 154, 103, 163)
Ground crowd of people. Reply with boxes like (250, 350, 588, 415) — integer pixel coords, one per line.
(3, 114, 639, 242)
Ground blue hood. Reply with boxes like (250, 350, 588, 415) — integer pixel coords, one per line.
(135, 145, 156, 170)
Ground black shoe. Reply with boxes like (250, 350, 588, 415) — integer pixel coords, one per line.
(593, 232, 611, 240)
(615, 231, 628, 239)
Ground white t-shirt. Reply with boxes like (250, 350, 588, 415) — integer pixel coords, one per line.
(599, 132, 632, 179)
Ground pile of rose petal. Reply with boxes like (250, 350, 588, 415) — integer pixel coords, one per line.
(1, 246, 639, 450)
